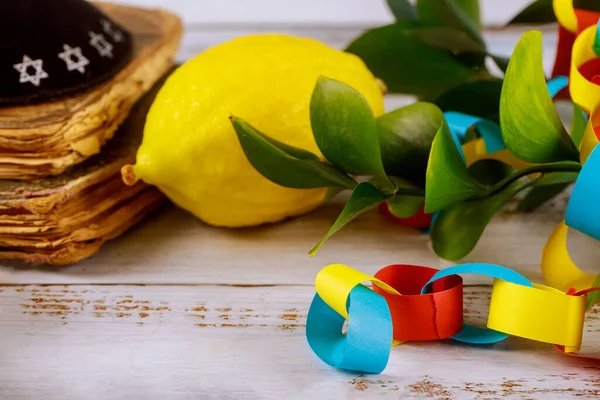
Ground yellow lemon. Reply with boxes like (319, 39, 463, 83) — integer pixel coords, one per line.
(122, 34, 385, 227)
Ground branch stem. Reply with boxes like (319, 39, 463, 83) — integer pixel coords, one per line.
(480, 162, 582, 198)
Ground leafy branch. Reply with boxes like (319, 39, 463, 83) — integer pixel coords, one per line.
(424, 29, 583, 259)
(231, 75, 443, 255)
(230, 2, 590, 262)
(481, 162, 580, 198)
(344, 0, 507, 121)
(345, 0, 600, 122)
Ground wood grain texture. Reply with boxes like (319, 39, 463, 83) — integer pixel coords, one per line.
(1, 10, 596, 399)
(0, 190, 597, 286)
(0, 284, 598, 399)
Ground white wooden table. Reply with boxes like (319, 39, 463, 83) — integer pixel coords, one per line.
(2, 2, 600, 398)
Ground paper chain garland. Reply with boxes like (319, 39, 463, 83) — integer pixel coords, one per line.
(543, 0, 600, 294)
(305, 0, 600, 374)
(306, 263, 597, 374)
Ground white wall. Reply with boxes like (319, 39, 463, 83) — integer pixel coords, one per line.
(103, 0, 552, 68)
(111, 0, 534, 27)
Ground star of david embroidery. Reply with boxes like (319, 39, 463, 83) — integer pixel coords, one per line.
(58, 44, 90, 74)
(89, 31, 113, 58)
(100, 19, 123, 42)
(13, 55, 49, 87)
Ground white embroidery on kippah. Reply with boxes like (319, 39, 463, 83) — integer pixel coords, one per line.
(89, 31, 113, 58)
(101, 19, 123, 43)
(13, 55, 49, 87)
(58, 44, 90, 74)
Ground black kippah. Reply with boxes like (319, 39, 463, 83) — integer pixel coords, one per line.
(0, 0, 133, 107)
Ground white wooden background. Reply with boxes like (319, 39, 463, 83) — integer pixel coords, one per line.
(3, 1, 600, 399)
(111, 0, 538, 27)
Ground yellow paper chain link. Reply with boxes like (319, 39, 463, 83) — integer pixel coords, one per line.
(541, 0, 600, 293)
(488, 279, 586, 352)
(314, 263, 400, 319)
(570, 23, 600, 115)
(553, 0, 578, 34)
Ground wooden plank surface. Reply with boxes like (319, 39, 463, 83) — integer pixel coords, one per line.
(1, 191, 599, 285)
(1, 284, 599, 399)
(2, 8, 599, 398)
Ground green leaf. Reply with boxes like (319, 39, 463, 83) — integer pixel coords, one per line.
(454, 0, 481, 27)
(432, 78, 503, 122)
(462, 125, 479, 142)
(377, 102, 444, 186)
(244, 128, 320, 161)
(324, 187, 345, 202)
(344, 22, 479, 98)
(515, 169, 578, 212)
(586, 274, 600, 309)
(310, 76, 390, 186)
(499, 30, 579, 163)
(369, 176, 424, 217)
(570, 103, 587, 148)
(309, 182, 392, 256)
(516, 182, 572, 212)
(410, 27, 486, 54)
(507, 0, 555, 25)
(456, 53, 488, 72)
(506, 0, 600, 25)
(490, 54, 510, 73)
(531, 171, 580, 186)
(468, 159, 514, 186)
(387, 178, 425, 218)
(230, 116, 357, 190)
(387, 196, 424, 218)
(386, 0, 418, 20)
(425, 122, 484, 213)
(575, 0, 600, 12)
(416, 0, 484, 45)
(369, 175, 398, 195)
(481, 161, 580, 198)
(430, 180, 530, 260)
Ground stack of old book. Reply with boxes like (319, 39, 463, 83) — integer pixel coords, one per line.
(0, 0, 183, 264)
